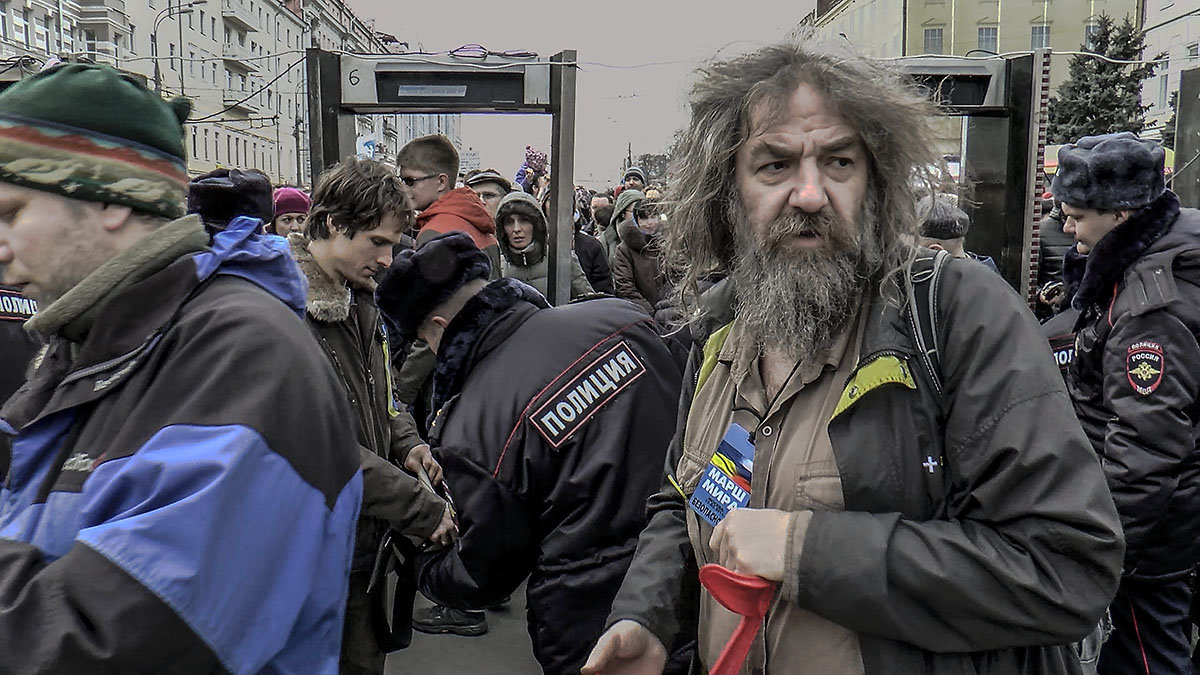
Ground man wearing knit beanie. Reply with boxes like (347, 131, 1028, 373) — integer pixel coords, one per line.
(375, 231, 683, 675)
(1053, 131, 1200, 675)
(623, 166, 647, 192)
(0, 63, 362, 672)
(916, 193, 999, 274)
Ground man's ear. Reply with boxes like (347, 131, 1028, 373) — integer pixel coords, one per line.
(1115, 210, 1133, 225)
(431, 314, 450, 330)
(97, 203, 135, 232)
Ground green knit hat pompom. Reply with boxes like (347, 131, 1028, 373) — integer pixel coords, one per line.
(0, 63, 191, 218)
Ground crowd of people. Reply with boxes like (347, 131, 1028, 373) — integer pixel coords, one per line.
(0, 38, 1198, 675)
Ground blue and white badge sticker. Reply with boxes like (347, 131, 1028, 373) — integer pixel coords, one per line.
(689, 423, 755, 528)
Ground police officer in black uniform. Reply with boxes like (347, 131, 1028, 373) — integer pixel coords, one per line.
(1054, 132, 1200, 674)
(0, 278, 39, 402)
(375, 232, 683, 675)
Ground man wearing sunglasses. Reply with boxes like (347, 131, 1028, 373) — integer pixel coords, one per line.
(396, 135, 501, 276)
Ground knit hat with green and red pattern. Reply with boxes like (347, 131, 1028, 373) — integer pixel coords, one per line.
(0, 63, 191, 219)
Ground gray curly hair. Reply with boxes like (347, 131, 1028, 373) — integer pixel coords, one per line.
(663, 40, 941, 315)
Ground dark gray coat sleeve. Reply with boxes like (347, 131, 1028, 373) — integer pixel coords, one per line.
(603, 350, 700, 652)
(793, 263, 1125, 652)
(359, 445, 446, 538)
(1100, 307, 1200, 572)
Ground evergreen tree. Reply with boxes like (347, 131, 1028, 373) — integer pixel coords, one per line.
(1162, 91, 1178, 150)
(1047, 14, 1162, 144)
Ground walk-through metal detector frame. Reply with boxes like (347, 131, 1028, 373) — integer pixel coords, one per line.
(898, 50, 1052, 302)
(306, 48, 578, 304)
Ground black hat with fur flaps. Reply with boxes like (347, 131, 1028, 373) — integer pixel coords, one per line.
(376, 231, 492, 343)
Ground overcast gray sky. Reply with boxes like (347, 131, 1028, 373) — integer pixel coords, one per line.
(341, 1, 814, 187)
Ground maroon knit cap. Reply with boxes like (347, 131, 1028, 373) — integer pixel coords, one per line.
(273, 187, 311, 217)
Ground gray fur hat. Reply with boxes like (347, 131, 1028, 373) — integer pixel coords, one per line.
(917, 193, 970, 239)
(1051, 132, 1166, 211)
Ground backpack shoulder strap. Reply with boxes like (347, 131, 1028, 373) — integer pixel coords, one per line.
(906, 250, 951, 395)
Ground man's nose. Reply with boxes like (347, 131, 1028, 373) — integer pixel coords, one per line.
(1063, 218, 1076, 234)
(788, 163, 828, 213)
(0, 242, 11, 264)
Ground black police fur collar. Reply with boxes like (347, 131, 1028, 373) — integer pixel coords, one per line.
(1073, 191, 1180, 310)
(431, 277, 549, 415)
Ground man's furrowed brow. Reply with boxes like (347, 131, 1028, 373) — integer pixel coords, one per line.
(819, 136, 862, 155)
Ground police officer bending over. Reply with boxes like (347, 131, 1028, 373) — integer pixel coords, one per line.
(375, 232, 683, 675)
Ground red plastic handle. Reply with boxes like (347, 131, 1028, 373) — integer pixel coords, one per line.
(698, 565, 778, 675)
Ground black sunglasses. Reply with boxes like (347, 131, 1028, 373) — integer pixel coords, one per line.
(401, 174, 439, 187)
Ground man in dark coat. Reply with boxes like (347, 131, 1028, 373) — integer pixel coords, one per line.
(584, 41, 1122, 675)
(291, 157, 455, 675)
(1053, 132, 1200, 674)
(375, 232, 683, 675)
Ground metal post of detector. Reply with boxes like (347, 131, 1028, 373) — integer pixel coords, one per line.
(547, 50, 577, 306)
(307, 48, 355, 183)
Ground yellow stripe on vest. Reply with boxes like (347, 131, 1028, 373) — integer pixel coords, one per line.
(832, 355, 916, 420)
(695, 322, 735, 400)
(382, 334, 400, 419)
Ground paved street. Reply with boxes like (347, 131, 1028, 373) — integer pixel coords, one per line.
(387, 584, 540, 674)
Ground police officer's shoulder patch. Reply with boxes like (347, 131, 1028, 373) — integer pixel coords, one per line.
(529, 340, 646, 448)
(1127, 340, 1164, 395)
(0, 287, 37, 322)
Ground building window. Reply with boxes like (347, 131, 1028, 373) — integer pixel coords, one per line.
(198, 9, 204, 33)
(203, 128, 209, 159)
(924, 27, 944, 54)
(1189, 43, 1199, 59)
(211, 17, 216, 36)
(1084, 23, 1100, 50)
(214, 131, 220, 162)
(1159, 74, 1170, 108)
(188, 50, 195, 75)
(978, 26, 997, 53)
(225, 69, 231, 88)
(13, 9, 26, 46)
(168, 43, 175, 69)
(1031, 25, 1050, 49)
(191, 128, 197, 157)
(127, 24, 135, 53)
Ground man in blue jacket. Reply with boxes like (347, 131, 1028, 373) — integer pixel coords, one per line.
(0, 63, 362, 673)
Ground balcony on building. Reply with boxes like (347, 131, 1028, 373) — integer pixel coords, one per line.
(76, 0, 128, 34)
(223, 88, 261, 113)
(222, 42, 259, 71)
(222, 0, 258, 32)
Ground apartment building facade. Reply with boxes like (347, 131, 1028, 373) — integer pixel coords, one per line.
(1142, 0, 1199, 138)
(806, 0, 1140, 90)
(0, 0, 459, 186)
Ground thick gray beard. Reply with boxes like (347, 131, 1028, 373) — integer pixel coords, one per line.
(729, 195, 882, 360)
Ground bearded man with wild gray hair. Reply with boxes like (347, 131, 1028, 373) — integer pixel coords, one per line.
(584, 40, 1124, 675)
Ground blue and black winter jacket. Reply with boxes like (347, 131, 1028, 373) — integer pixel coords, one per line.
(0, 216, 363, 674)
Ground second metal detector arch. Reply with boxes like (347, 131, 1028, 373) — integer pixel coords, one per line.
(306, 48, 578, 305)
(899, 50, 1052, 301)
